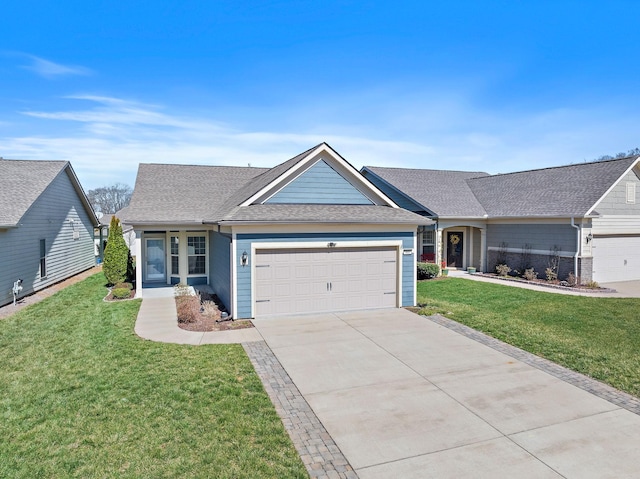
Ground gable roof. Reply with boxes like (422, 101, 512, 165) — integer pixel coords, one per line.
(362, 166, 490, 217)
(0, 159, 97, 227)
(364, 156, 640, 219)
(467, 155, 640, 218)
(124, 144, 432, 226)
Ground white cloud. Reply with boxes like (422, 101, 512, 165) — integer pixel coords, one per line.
(21, 55, 92, 78)
(3, 94, 640, 191)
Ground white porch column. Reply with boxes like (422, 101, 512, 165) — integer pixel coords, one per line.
(480, 227, 487, 272)
(134, 229, 143, 298)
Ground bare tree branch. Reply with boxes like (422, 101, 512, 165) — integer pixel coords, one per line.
(87, 183, 132, 214)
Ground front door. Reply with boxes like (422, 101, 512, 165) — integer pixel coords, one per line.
(145, 238, 166, 281)
(446, 232, 464, 268)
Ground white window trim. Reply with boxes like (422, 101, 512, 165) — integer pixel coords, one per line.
(626, 182, 636, 204)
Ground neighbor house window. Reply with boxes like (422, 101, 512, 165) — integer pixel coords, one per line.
(421, 229, 436, 262)
(39, 239, 47, 278)
(170, 236, 179, 275)
(187, 235, 206, 275)
(626, 182, 636, 204)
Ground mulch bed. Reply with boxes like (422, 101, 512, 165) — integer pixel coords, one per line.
(176, 290, 254, 332)
(473, 272, 613, 293)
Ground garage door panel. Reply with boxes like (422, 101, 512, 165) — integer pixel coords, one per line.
(255, 247, 398, 316)
(592, 236, 640, 283)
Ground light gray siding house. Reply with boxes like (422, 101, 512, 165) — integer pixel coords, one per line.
(0, 160, 98, 306)
(362, 154, 640, 283)
(122, 143, 431, 318)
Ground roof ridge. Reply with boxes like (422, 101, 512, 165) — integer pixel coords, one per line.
(477, 155, 640, 180)
(365, 165, 489, 176)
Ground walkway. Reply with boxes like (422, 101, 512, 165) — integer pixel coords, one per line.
(448, 269, 640, 297)
(135, 286, 263, 344)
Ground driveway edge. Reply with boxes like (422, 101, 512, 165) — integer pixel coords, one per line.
(428, 313, 640, 416)
(243, 341, 358, 479)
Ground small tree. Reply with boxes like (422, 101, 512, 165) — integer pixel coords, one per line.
(103, 216, 129, 285)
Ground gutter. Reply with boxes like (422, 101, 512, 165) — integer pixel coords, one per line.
(570, 217, 580, 278)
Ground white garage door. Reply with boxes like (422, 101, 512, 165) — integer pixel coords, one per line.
(254, 247, 398, 316)
(592, 236, 640, 283)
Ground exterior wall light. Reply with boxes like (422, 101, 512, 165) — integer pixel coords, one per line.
(241, 250, 249, 267)
(586, 233, 593, 243)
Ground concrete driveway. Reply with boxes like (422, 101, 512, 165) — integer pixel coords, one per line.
(253, 309, 640, 478)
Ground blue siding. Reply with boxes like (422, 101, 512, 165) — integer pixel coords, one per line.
(266, 160, 374, 205)
(209, 231, 231, 312)
(235, 231, 415, 318)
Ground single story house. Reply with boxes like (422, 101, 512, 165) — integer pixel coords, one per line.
(122, 143, 431, 318)
(362, 154, 640, 283)
(0, 159, 98, 306)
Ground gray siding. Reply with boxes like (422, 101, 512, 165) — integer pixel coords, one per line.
(362, 171, 428, 213)
(209, 231, 231, 312)
(487, 223, 576, 253)
(0, 170, 95, 306)
(235, 232, 415, 319)
(486, 223, 578, 280)
(595, 169, 640, 215)
(266, 160, 373, 205)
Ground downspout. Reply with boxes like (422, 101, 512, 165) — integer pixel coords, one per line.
(570, 217, 580, 278)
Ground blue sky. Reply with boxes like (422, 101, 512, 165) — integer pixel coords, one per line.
(2, 1, 639, 190)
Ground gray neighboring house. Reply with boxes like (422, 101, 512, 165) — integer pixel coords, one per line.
(122, 143, 431, 318)
(0, 159, 98, 306)
(362, 154, 640, 283)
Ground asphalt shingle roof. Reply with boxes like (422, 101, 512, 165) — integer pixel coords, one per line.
(364, 166, 490, 217)
(123, 145, 431, 226)
(0, 159, 70, 226)
(467, 156, 640, 217)
(219, 204, 433, 224)
(123, 164, 269, 224)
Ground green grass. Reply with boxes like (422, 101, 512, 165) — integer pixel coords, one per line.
(0, 273, 307, 479)
(417, 278, 640, 398)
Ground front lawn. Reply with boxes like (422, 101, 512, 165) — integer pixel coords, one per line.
(417, 278, 640, 398)
(0, 273, 307, 479)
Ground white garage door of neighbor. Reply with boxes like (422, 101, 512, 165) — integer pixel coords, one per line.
(254, 247, 398, 316)
(592, 236, 640, 283)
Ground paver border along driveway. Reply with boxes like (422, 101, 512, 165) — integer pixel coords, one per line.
(252, 309, 640, 479)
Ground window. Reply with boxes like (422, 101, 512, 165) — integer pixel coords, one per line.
(170, 236, 179, 275)
(39, 239, 47, 278)
(187, 236, 206, 275)
(422, 230, 435, 254)
(421, 229, 436, 262)
(626, 182, 636, 204)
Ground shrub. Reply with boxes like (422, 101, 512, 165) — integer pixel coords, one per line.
(103, 216, 130, 285)
(545, 267, 558, 282)
(566, 273, 578, 286)
(495, 264, 511, 276)
(114, 282, 133, 290)
(417, 262, 440, 280)
(111, 287, 131, 299)
(523, 268, 538, 281)
(585, 280, 599, 289)
(176, 295, 200, 323)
